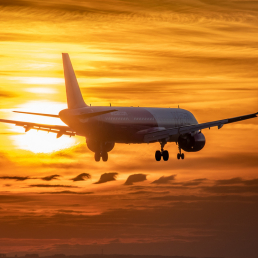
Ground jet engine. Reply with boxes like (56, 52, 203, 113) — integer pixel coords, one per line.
(178, 132, 205, 152)
(86, 139, 115, 153)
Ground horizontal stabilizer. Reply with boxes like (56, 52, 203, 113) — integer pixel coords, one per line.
(13, 111, 59, 118)
(76, 109, 118, 119)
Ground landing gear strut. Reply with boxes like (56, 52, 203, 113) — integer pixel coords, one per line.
(155, 141, 169, 161)
(177, 145, 184, 160)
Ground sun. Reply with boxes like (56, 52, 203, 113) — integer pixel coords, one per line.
(11, 130, 78, 153)
(8, 101, 80, 153)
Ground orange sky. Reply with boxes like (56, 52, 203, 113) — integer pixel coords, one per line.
(0, 1, 258, 257)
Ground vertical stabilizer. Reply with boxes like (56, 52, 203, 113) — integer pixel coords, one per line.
(62, 53, 87, 109)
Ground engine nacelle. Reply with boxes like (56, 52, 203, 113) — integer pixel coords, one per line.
(178, 132, 205, 152)
(86, 139, 115, 153)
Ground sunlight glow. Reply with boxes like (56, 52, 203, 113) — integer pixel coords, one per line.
(10, 130, 76, 153)
(10, 77, 64, 85)
(10, 130, 77, 153)
(25, 87, 57, 94)
(11, 101, 67, 125)
(8, 101, 78, 153)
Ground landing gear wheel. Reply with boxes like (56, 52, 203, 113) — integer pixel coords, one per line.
(177, 153, 185, 159)
(102, 152, 108, 162)
(163, 150, 169, 161)
(94, 152, 101, 162)
(155, 150, 161, 161)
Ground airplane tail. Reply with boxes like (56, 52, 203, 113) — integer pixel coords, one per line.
(62, 53, 88, 109)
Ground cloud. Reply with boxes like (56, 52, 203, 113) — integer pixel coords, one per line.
(0, 195, 34, 203)
(71, 173, 91, 182)
(124, 174, 147, 185)
(150, 194, 258, 202)
(0, 0, 134, 17)
(215, 177, 243, 185)
(50, 151, 74, 158)
(0, 0, 35, 8)
(57, 209, 83, 213)
(29, 184, 78, 188)
(94, 173, 118, 184)
(129, 191, 170, 195)
(129, 191, 154, 195)
(41, 175, 61, 181)
(151, 175, 176, 184)
(244, 179, 258, 186)
(203, 185, 258, 194)
(39, 162, 84, 169)
(0, 91, 17, 98)
(0, 176, 30, 181)
(40, 191, 93, 195)
(0, 175, 63, 182)
(181, 178, 207, 186)
(215, 177, 258, 186)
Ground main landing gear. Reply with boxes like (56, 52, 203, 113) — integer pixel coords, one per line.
(155, 141, 169, 161)
(94, 152, 108, 162)
(155, 142, 185, 161)
(177, 145, 184, 160)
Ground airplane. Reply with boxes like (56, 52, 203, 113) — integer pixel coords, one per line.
(0, 53, 257, 162)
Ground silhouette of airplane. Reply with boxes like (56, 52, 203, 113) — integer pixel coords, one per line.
(0, 53, 257, 161)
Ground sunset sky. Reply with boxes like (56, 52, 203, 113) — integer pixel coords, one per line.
(0, 0, 258, 257)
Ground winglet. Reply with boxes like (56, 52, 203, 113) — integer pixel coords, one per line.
(62, 53, 87, 109)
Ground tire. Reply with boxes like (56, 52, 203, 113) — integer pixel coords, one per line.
(163, 150, 169, 161)
(94, 152, 101, 162)
(102, 152, 108, 162)
(177, 153, 180, 160)
(181, 153, 185, 160)
(155, 150, 161, 161)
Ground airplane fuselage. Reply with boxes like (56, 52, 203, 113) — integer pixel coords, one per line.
(59, 107, 198, 144)
(1, 53, 256, 162)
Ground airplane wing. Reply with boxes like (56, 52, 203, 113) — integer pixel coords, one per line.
(13, 109, 118, 118)
(0, 109, 118, 138)
(144, 112, 258, 143)
(0, 119, 76, 138)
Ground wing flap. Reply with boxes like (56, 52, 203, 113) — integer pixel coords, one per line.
(76, 109, 118, 119)
(144, 128, 177, 143)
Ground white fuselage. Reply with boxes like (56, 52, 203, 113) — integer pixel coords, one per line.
(59, 107, 198, 144)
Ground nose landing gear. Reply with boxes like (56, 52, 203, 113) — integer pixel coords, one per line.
(155, 141, 169, 161)
(177, 145, 184, 160)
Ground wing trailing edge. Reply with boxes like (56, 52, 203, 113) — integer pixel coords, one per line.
(0, 119, 75, 138)
(143, 112, 258, 143)
(13, 109, 118, 119)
